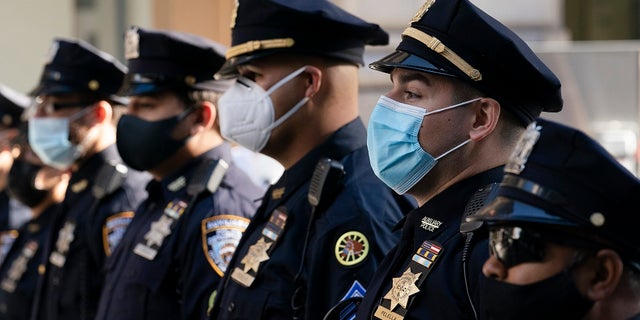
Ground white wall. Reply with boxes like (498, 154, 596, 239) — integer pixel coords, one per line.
(0, 1, 75, 94)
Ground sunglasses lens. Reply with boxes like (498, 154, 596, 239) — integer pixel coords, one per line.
(489, 226, 546, 268)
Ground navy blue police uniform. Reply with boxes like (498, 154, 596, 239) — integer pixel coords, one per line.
(209, 1, 416, 319)
(0, 84, 31, 261)
(355, 1, 564, 319)
(0, 122, 62, 320)
(94, 26, 264, 320)
(212, 120, 415, 319)
(466, 118, 640, 319)
(28, 39, 151, 320)
(0, 205, 58, 320)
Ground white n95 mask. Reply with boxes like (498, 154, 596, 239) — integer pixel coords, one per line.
(218, 66, 309, 152)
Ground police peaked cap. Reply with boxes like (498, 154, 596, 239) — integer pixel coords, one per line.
(121, 26, 232, 96)
(0, 84, 30, 129)
(31, 38, 127, 104)
(370, 0, 563, 124)
(215, 0, 389, 79)
(468, 119, 640, 269)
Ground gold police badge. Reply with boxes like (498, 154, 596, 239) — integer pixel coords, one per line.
(125, 27, 140, 60)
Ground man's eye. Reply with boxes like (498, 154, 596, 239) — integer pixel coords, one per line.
(241, 71, 258, 81)
(404, 91, 420, 100)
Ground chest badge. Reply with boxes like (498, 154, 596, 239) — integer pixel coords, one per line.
(241, 237, 272, 273)
(49, 221, 76, 267)
(374, 241, 443, 319)
(134, 200, 187, 260)
(1, 241, 38, 293)
(386, 269, 422, 310)
(0, 230, 18, 265)
(231, 207, 288, 288)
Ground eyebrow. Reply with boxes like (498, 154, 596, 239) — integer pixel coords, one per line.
(391, 71, 432, 87)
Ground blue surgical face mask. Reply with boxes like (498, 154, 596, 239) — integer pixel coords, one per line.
(28, 108, 92, 171)
(367, 95, 481, 194)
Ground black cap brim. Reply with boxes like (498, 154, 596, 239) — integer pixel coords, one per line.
(215, 50, 287, 80)
(468, 196, 576, 227)
(369, 50, 458, 78)
(29, 83, 76, 97)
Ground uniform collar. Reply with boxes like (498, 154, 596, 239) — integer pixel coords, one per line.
(147, 142, 234, 203)
(398, 166, 505, 236)
(265, 118, 366, 205)
(66, 144, 121, 200)
(21, 204, 60, 235)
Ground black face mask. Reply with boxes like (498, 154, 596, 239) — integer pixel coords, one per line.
(8, 158, 49, 208)
(481, 269, 594, 320)
(116, 108, 193, 171)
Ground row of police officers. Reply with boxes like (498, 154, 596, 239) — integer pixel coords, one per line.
(1, 0, 639, 319)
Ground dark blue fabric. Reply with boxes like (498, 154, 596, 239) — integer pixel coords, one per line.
(31, 144, 151, 320)
(0, 205, 59, 320)
(355, 167, 503, 320)
(211, 119, 416, 320)
(0, 192, 9, 232)
(95, 142, 263, 320)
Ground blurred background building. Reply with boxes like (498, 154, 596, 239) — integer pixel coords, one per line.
(1, 0, 639, 175)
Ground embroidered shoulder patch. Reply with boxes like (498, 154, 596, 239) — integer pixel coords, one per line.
(202, 215, 250, 276)
(102, 211, 135, 256)
(335, 231, 369, 267)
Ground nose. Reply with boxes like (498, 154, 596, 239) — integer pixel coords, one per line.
(482, 254, 507, 280)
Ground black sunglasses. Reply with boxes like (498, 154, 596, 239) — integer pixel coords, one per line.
(488, 226, 547, 269)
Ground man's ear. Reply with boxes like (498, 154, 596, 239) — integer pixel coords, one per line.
(583, 249, 624, 301)
(303, 65, 322, 98)
(93, 100, 112, 124)
(469, 97, 500, 141)
(191, 101, 216, 135)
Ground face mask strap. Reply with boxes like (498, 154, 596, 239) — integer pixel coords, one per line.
(425, 97, 483, 116)
(266, 96, 310, 131)
(265, 65, 308, 96)
(262, 66, 311, 131)
(176, 105, 198, 122)
(67, 104, 97, 125)
(434, 138, 470, 160)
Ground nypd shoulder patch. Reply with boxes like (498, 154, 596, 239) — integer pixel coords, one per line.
(102, 211, 135, 256)
(202, 214, 250, 276)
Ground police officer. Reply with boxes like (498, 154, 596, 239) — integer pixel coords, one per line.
(353, 0, 564, 319)
(209, 0, 416, 319)
(466, 119, 640, 320)
(0, 124, 69, 320)
(95, 26, 264, 320)
(0, 84, 31, 261)
(28, 38, 150, 320)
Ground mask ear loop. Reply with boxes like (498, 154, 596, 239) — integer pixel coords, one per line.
(263, 65, 311, 132)
(265, 66, 309, 96)
(67, 103, 99, 125)
(428, 97, 483, 161)
(424, 97, 483, 116)
(67, 104, 104, 159)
